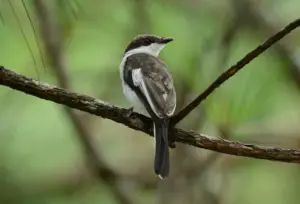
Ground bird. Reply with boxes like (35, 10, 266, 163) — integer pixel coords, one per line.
(119, 34, 176, 179)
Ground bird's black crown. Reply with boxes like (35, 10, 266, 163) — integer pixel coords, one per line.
(124, 34, 173, 53)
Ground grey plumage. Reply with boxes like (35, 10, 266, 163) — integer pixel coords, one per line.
(124, 53, 176, 118)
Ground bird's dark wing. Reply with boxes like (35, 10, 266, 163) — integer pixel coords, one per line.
(124, 53, 176, 118)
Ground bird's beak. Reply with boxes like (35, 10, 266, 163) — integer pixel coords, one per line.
(160, 37, 174, 44)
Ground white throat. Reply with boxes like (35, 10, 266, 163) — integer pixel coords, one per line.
(124, 43, 165, 58)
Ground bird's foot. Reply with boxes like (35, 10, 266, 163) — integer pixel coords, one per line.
(168, 141, 176, 149)
(125, 107, 134, 117)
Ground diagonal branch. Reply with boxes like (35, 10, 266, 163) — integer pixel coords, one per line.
(1, 66, 300, 163)
(172, 18, 300, 125)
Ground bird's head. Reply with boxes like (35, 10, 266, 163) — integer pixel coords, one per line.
(124, 34, 174, 57)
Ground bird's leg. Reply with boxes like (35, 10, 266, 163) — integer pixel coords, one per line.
(168, 138, 176, 148)
(168, 141, 176, 149)
(125, 107, 134, 117)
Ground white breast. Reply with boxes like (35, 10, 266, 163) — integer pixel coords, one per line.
(119, 44, 165, 115)
(119, 54, 146, 114)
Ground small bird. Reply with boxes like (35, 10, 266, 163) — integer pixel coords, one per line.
(119, 34, 176, 179)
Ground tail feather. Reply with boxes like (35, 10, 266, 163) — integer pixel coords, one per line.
(154, 118, 170, 179)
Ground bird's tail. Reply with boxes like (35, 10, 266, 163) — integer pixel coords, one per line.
(153, 118, 170, 179)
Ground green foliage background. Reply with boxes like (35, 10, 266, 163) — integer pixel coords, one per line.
(0, 0, 300, 204)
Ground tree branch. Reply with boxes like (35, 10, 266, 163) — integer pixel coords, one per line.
(1, 66, 300, 163)
(172, 18, 300, 125)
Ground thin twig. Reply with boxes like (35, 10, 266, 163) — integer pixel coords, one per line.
(172, 18, 300, 125)
(7, 0, 39, 78)
(239, 0, 300, 90)
(21, 0, 46, 70)
(1, 66, 300, 163)
(0, 0, 5, 25)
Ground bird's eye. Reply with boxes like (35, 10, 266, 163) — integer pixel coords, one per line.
(144, 38, 152, 45)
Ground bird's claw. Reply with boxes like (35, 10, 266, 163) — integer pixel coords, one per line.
(125, 107, 134, 117)
(168, 141, 176, 149)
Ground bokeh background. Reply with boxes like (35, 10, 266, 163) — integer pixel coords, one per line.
(0, 0, 300, 204)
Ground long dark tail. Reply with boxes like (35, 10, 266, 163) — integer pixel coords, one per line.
(154, 118, 170, 179)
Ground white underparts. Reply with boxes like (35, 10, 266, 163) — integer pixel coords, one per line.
(120, 43, 166, 117)
(125, 43, 165, 58)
